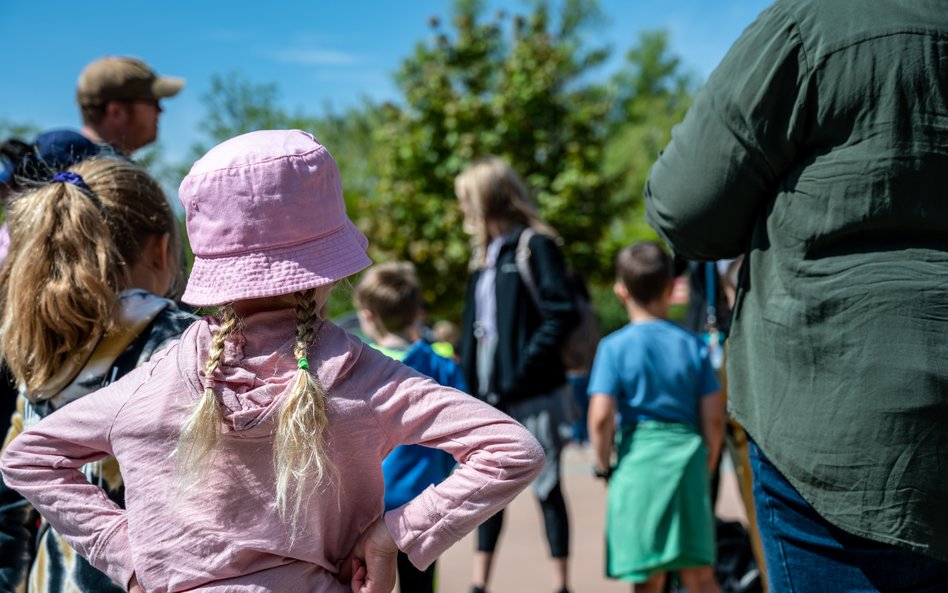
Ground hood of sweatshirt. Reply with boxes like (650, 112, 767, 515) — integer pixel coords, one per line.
(176, 308, 364, 437)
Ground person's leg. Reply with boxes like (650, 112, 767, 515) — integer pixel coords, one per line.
(396, 551, 435, 593)
(473, 508, 504, 592)
(514, 392, 572, 592)
(632, 572, 666, 593)
(749, 440, 948, 593)
(679, 566, 721, 593)
(539, 481, 570, 591)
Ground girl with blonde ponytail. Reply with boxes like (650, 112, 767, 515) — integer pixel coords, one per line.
(0, 158, 196, 593)
(1, 130, 544, 593)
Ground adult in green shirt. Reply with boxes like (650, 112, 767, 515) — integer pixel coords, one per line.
(644, 0, 948, 590)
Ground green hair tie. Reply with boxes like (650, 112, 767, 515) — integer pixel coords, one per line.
(297, 358, 309, 370)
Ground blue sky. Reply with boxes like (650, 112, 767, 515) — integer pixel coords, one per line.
(0, 1, 771, 165)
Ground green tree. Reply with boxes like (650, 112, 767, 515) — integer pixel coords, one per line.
(366, 0, 617, 317)
(182, 73, 317, 166)
(178, 17, 697, 327)
(599, 30, 696, 266)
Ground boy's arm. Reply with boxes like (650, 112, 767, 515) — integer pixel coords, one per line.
(700, 392, 725, 471)
(587, 394, 616, 480)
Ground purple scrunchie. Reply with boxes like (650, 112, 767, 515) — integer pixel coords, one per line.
(51, 171, 93, 194)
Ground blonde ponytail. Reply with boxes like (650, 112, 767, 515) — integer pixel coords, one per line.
(274, 288, 334, 529)
(0, 158, 178, 395)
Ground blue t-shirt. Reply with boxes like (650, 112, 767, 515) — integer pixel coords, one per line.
(587, 319, 720, 429)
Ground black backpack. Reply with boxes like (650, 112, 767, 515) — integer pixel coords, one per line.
(514, 227, 600, 373)
(715, 520, 763, 593)
(662, 520, 763, 593)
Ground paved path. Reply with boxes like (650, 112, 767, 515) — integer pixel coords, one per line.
(430, 444, 747, 593)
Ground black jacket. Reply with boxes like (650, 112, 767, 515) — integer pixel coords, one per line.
(460, 227, 579, 406)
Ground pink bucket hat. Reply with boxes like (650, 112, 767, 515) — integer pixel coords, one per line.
(178, 130, 371, 306)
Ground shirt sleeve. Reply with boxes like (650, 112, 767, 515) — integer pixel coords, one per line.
(0, 377, 143, 589)
(587, 339, 620, 398)
(515, 233, 579, 385)
(644, 1, 810, 260)
(367, 350, 543, 570)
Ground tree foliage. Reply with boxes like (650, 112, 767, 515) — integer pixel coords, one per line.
(364, 0, 618, 316)
(0, 119, 40, 141)
(131, 2, 697, 324)
(597, 31, 696, 275)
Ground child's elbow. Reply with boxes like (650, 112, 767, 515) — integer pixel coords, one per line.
(510, 429, 545, 483)
(0, 439, 33, 490)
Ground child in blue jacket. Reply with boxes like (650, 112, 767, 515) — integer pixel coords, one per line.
(354, 261, 468, 593)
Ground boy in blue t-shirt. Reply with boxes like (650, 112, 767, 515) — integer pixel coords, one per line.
(354, 261, 467, 593)
(587, 241, 724, 593)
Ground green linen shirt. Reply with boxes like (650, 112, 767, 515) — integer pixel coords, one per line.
(645, 0, 948, 560)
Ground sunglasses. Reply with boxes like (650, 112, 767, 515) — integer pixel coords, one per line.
(125, 97, 162, 111)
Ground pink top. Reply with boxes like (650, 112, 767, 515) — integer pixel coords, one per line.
(0, 309, 543, 592)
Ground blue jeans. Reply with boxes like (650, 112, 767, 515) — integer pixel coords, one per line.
(748, 441, 948, 593)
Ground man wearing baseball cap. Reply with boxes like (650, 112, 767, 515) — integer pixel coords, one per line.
(9, 56, 184, 185)
(76, 55, 184, 156)
(0, 57, 183, 263)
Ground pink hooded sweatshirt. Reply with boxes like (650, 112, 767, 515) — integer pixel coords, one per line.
(0, 310, 544, 592)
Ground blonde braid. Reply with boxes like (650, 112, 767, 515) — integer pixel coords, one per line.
(274, 288, 334, 530)
(175, 305, 240, 486)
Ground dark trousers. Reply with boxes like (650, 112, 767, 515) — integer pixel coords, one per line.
(749, 441, 948, 593)
(476, 480, 570, 558)
(396, 551, 435, 593)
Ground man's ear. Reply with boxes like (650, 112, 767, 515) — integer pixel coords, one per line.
(357, 307, 375, 326)
(103, 100, 129, 124)
(613, 280, 629, 304)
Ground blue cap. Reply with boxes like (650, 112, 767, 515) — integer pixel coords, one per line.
(0, 154, 13, 184)
(33, 130, 99, 171)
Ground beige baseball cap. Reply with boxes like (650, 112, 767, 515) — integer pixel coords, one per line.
(76, 56, 184, 107)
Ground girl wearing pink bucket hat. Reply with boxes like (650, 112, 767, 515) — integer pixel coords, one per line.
(0, 130, 544, 593)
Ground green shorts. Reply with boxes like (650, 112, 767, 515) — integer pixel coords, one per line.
(606, 421, 716, 582)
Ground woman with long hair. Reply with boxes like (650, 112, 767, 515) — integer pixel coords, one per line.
(456, 156, 579, 593)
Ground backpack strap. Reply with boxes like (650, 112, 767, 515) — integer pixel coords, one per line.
(515, 227, 541, 308)
(705, 262, 718, 331)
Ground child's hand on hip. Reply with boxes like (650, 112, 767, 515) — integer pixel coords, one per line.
(345, 517, 398, 593)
